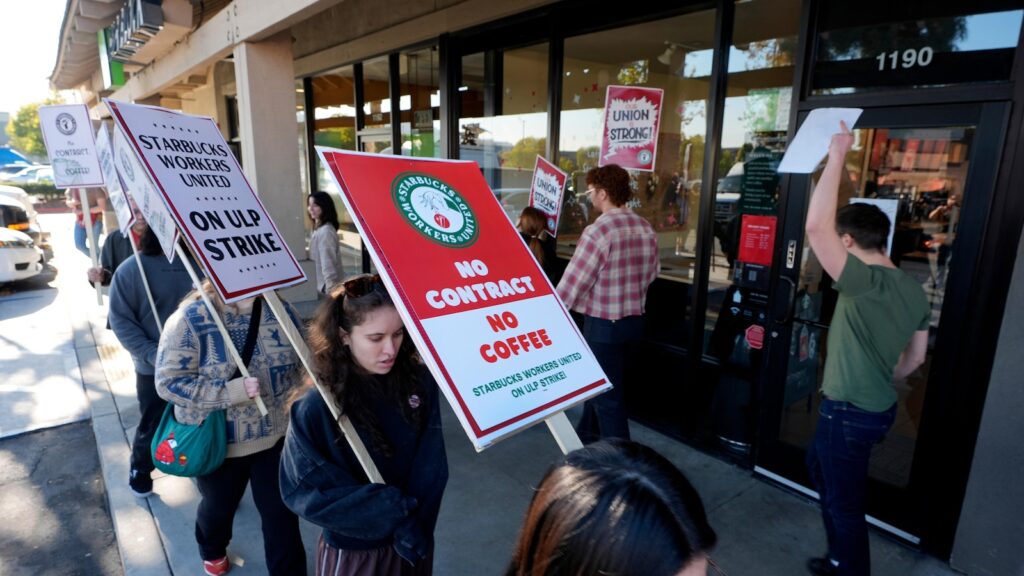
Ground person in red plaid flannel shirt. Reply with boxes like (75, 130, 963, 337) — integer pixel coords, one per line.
(556, 165, 659, 442)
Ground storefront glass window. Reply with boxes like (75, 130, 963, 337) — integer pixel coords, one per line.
(559, 10, 715, 348)
(400, 47, 441, 158)
(702, 0, 799, 448)
(812, 1, 1024, 94)
(459, 43, 550, 223)
(310, 64, 361, 275)
(296, 80, 309, 199)
(361, 57, 391, 131)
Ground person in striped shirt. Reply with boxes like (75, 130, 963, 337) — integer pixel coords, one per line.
(556, 165, 659, 442)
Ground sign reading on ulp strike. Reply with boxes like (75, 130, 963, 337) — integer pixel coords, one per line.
(599, 85, 664, 172)
(529, 156, 567, 237)
(38, 104, 104, 188)
(105, 100, 305, 302)
(317, 149, 610, 450)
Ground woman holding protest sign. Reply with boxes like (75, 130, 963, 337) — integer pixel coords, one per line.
(505, 439, 719, 576)
(517, 206, 558, 283)
(155, 281, 306, 576)
(280, 273, 448, 575)
(308, 191, 343, 296)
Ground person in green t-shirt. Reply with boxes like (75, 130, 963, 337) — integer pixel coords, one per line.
(802, 122, 929, 576)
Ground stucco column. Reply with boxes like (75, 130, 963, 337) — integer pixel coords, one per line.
(233, 32, 305, 259)
(233, 32, 315, 304)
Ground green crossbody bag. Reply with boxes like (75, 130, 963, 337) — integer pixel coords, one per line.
(150, 297, 262, 477)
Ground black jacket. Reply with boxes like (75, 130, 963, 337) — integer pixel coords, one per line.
(279, 365, 448, 564)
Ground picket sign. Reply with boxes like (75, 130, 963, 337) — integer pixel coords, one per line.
(104, 100, 381, 479)
(95, 124, 135, 235)
(37, 105, 105, 305)
(174, 242, 269, 417)
(262, 291, 384, 483)
(317, 149, 606, 454)
(77, 188, 104, 305)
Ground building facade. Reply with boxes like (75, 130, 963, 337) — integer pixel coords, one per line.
(51, 0, 1024, 572)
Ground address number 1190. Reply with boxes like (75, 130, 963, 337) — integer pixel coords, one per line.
(876, 47, 934, 71)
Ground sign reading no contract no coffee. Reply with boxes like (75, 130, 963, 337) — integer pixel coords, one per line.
(318, 149, 610, 450)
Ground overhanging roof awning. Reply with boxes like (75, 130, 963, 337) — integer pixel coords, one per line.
(50, 0, 125, 90)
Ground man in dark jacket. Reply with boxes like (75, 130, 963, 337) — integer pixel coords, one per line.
(108, 225, 194, 497)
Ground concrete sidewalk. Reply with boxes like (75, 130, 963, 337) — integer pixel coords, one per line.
(74, 298, 960, 575)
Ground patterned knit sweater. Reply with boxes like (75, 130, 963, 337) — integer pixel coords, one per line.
(155, 298, 303, 458)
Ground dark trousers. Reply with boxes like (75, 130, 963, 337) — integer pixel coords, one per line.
(130, 373, 167, 475)
(807, 399, 896, 576)
(577, 314, 643, 443)
(195, 439, 306, 576)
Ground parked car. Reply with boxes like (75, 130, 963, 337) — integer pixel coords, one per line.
(2, 165, 50, 185)
(0, 227, 44, 284)
(0, 195, 50, 262)
(0, 163, 32, 179)
(0, 184, 38, 219)
(30, 167, 54, 185)
(492, 187, 531, 224)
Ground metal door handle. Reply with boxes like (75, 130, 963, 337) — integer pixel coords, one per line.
(777, 276, 797, 324)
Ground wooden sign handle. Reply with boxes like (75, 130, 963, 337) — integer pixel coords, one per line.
(263, 291, 384, 484)
(78, 188, 103, 306)
(544, 411, 584, 455)
(175, 243, 269, 417)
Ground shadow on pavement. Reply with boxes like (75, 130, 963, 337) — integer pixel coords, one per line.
(0, 421, 122, 575)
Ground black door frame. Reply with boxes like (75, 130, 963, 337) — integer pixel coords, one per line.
(755, 100, 1010, 553)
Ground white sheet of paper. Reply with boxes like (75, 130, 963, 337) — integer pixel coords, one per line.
(777, 108, 863, 174)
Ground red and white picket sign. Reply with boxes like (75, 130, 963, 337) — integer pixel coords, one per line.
(318, 148, 610, 450)
(528, 155, 568, 237)
(599, 85, 664, 172)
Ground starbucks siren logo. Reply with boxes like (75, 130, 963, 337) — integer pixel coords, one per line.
(392, 173, 478, 247)
(56, 113, 77, 136)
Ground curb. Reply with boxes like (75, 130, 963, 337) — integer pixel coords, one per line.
(70, 299, 172, 576)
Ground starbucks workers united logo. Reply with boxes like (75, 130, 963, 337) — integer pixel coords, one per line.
(392, 173, 478, 247)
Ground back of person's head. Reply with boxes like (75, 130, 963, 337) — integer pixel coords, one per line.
(309, 191, 340, 229)
(507, 439, 717, 576)
(138, 224, 162, 257)
(585, 165, 632, 206)
(836, 203, 890, 253)
(517, 206, 548, 265)
(180, 278, 223, 311)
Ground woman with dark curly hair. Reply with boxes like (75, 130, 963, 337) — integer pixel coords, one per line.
(506, 439, 719, 576)
(280, 274, 448, 575)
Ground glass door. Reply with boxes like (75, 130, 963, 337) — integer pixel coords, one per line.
(756, 103, 1006, 543)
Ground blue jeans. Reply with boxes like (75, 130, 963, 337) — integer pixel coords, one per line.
(807, 399, 896, 576)
(74, 217, 103, 257)
(577, 314, 643, 442)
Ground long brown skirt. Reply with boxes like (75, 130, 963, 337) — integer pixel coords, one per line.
(316, 534, 433, 576)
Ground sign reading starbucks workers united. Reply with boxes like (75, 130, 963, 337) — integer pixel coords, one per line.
(392, 172, 479, 248)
